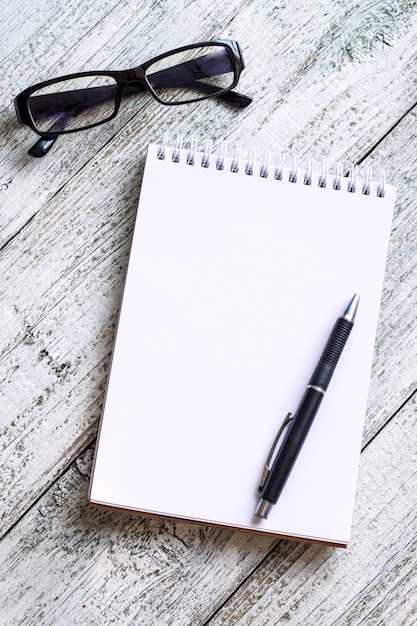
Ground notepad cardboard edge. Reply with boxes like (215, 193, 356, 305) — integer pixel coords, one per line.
(88, 499, 349, 548)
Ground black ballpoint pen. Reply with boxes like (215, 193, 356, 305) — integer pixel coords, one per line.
(255, 294, 359, 519)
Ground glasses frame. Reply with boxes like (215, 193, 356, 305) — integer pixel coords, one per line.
(15, 39, 249, 141)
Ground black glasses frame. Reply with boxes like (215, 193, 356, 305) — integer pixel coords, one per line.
(14, 39, 251, 156)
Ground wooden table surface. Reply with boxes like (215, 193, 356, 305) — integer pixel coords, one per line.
(1, 1, 416, 624)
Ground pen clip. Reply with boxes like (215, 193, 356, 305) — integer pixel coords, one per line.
(258, 411, 294, 492)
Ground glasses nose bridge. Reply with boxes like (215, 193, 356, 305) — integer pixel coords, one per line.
(119, 67, 147, 95)
(125, 65, 146, 84)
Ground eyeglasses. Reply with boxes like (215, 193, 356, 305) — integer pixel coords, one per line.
(14, 39, 251, 158)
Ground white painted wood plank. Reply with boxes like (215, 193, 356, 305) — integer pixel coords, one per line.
(0, 446, 275, 626)
(362, 106, 417, 441)
(0, 1, 416, 622)
(1, 0, 253, 243)
(0, 390, 415, 625)
(1, 0, 417, 245)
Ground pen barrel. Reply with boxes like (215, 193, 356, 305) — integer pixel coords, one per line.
(257, 306, 356, 513)
(309, 317, 353, 391)
(260, 387, 324, 504)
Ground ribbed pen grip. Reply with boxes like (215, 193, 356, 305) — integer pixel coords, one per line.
(319, 318, 353, 368)
(309, 317, 353, 390)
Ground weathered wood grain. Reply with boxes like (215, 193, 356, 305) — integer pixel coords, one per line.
(1, 0, 255, 245)
(0, 446, 275, 625)
(0, 0, 416, 624)
(1, 0, 416, 245)
(207, 393, 417, 626)
(0, 391, 415, 625)
(360, 106, 417, 440)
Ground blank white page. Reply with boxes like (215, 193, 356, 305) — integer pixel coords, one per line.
(89, 141, 395, 546)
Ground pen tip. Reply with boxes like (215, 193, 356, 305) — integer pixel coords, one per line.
(343, 294, 360, 322)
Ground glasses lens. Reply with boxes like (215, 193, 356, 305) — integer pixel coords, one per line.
(145, 45, 236, 104)
(28, 74, 118, 134)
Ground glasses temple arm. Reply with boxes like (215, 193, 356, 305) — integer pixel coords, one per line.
(27, 116, 66, 156)
(28, 73, 250, 116)
(123, 81, 251, 108)
(184, 83, 252, 108)
(28, 136, 58, 157)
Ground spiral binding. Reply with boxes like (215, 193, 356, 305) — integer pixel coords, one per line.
(156, 133, 386, 198)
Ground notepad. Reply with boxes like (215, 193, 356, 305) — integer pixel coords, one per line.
(89, 136, 395, 546)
